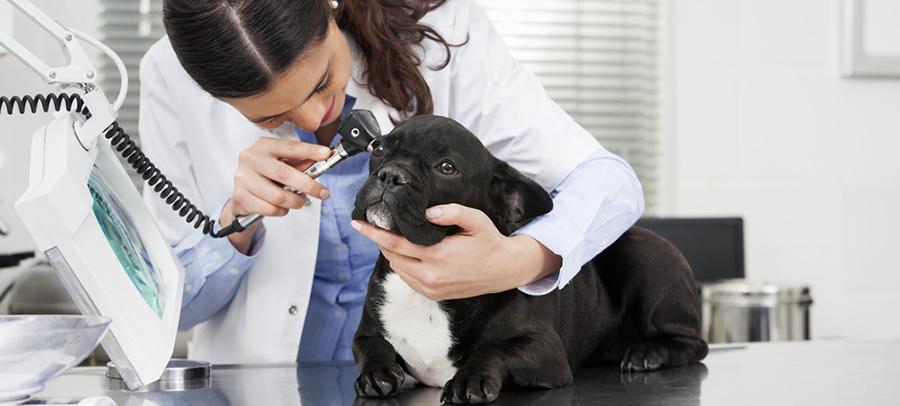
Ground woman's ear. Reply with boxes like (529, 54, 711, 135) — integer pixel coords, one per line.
(488, 160, 554, 235)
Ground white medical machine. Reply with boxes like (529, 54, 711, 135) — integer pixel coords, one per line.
(0, 0, 188, 390)
(0, 0, 384, 392)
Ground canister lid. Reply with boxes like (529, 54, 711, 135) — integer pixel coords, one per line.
(107, 359, 210, 381)
(701, 279, 813, 306)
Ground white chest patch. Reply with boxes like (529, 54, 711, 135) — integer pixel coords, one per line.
(378, 273, 457, 387)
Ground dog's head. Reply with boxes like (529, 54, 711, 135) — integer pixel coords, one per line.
(351, 115, 553, 246)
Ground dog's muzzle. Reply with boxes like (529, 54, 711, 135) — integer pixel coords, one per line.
(363, 165, 413, 231)
(365, 202, 395, 231)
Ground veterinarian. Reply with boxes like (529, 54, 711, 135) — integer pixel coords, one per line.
(140, 0, 645, 364)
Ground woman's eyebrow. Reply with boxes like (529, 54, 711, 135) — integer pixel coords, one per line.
(248, 59, 332, 124)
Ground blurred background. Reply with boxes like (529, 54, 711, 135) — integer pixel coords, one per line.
(1, 0, 898, 349)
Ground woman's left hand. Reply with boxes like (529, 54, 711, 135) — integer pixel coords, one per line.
(351, 203, 561, 301)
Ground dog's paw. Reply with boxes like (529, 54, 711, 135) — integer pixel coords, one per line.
(355, 363, 406, 398)
(620, 341, 671, 372)
(440, 370, 502, 404)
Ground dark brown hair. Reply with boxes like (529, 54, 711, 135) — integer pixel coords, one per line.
(163, 0, 458, 118)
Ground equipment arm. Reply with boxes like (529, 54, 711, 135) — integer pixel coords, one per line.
(0, 0, 97, 85)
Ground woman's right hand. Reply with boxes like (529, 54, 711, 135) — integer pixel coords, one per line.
(220, 137, 332, 253)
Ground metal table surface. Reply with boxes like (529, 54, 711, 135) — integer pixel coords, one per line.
(37, 339, 900, 405)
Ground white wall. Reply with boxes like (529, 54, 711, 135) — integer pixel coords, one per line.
(664, 0, 900, 339)
(0, 0, 99, 254)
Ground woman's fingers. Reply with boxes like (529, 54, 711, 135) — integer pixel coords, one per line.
(242, 172, 307, 210)
(255, 137, 332, 162)
(351, 220, 426, 259)
(380, 246, 422, 266)
(382, 252, 453, 301)
(245, 149, 330, 199)
(227, 136, 333, 224)
(232, 183, 289, 218)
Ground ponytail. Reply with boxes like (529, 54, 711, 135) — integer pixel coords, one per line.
(334, 0, 462, 120)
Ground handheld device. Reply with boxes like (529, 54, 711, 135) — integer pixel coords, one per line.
(222, 110, 383, 235)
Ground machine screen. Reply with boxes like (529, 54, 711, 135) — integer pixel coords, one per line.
(87, 168, 166, 318)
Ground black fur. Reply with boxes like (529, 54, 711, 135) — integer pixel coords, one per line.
(351, 115, 708, 404)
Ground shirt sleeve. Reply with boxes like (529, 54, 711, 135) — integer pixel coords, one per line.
(514, 147, 645, 295)
(176, 203, 267, 331)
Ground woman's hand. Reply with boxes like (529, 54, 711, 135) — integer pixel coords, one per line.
(351, 203, 562, 301)
(221, 137, 332, 253)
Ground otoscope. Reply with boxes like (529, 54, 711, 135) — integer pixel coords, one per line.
(214, 109, 384, 237)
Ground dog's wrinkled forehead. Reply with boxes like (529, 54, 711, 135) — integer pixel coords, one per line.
(382, 115, 494, 168)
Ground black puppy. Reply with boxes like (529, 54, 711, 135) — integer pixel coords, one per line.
(351, 115, 708, 404)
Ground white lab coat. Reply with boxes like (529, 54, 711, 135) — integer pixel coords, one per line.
(139, 0, 600, 364)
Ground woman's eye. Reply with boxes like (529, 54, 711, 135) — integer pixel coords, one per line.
(438, 160, 457, 175)
(258, 118, 282, 130)
(313, 72, 333, 96)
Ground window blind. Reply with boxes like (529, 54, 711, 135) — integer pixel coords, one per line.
(98, 0, 165, 185)
(476, 0, 660, 212)
(98, 0, 164, 149)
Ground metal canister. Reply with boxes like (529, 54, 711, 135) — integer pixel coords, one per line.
(701, 280, 813, 343)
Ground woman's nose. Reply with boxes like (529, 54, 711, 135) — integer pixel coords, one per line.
(287, 102, 327, 132)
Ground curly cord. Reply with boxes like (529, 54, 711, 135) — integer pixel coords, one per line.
(0, 93, 91, 118)
(1, 93, 226, 238)
(103, 122, 220, 236)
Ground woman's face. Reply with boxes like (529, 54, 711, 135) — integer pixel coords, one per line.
(223, 19, 353, 133)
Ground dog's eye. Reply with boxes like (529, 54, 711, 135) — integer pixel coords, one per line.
(438, 160, 457, 175)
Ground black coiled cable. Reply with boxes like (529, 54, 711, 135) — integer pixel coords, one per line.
(0, 93, 91, 118)
(104, 121, 220, 236)
(1, 93, 226, 237)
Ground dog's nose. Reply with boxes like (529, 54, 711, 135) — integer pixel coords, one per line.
(376, 166, 410, 186)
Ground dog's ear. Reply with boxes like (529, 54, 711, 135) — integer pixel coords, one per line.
(488, 160, 553, 235)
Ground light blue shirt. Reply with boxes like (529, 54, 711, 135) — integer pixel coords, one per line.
(174, 99, 645, 361)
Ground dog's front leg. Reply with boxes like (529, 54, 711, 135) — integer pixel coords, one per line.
(353, 302, 406, 398)
(353, 334, 405, 398)
(441, 332, 573, 404)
